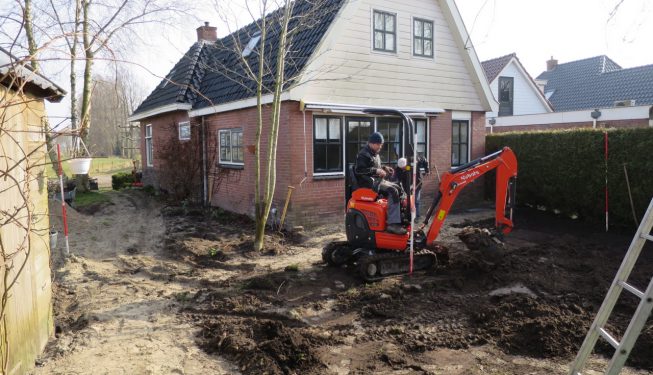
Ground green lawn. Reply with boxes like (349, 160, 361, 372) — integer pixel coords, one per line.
(73, 190, 113, 208)
(47, 157, 137, 178)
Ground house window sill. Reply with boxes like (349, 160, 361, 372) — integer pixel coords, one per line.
(219, 164, 244, 170)
(313, 174, 344, 180)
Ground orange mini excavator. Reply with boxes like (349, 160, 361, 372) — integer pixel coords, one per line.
(322, 109, 518, 281)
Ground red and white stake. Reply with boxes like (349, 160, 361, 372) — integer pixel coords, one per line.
(56, 144, 70, 255)
(604, 131, 609, 232)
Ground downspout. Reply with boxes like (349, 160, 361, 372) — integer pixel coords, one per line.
(299, 100, 308, 188)
(201, 116, 208, 206)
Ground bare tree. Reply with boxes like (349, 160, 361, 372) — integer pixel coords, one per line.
(84, 73, 137, 157)
(209, 0, 341, 251)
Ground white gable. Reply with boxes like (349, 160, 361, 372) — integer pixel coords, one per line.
(487, 58, 553, 118)
(289, 0, 495, 112)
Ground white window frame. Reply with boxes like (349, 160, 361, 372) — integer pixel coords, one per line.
(371, 9, 398, 55)
(218, 128, 244, 166)
(178, 121, 191, 141)
(145, 124, 153, 167)
(411, 16, 435, 60)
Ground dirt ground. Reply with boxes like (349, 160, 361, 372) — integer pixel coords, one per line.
(35, 190, 653, 375)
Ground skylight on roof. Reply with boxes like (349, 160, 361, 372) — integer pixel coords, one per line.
(160, 68, 176, 88)
(242, 33, 262, 57)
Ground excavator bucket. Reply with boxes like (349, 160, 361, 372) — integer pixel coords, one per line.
(457, 226, 506, 265)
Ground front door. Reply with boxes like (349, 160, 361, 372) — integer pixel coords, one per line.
(345, 117, 373, 202)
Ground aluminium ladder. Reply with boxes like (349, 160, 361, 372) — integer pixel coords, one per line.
(569, 198, 653, 375)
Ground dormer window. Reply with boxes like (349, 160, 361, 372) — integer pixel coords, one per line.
(242, 32, 262, 57)
(373, 10, 396, 53)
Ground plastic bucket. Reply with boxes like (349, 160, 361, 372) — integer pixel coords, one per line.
(68, 158, 92, 174)
(49, 230, 58, 249)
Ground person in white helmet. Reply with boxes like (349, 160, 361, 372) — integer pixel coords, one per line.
(393, 156, 429, 217)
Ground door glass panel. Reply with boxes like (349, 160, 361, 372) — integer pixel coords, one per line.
(416, 120, 426, 143)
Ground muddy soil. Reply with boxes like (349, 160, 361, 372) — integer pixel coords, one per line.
(177, 205, 653, 374)
(37, 190, 653, 374)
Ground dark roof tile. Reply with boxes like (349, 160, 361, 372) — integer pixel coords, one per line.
(481, 53, 516, 83)
(535, 55, 653, 111)
(133, 0, 344, 116)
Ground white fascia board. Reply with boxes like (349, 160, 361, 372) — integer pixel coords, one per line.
(507, 58, 554, 113)
(188, 92, 291, 117)
(440, 0, 498, 113)
(487, 105, 650, 127)
(302, 101, 445, 116)
(0, 55, 66, 100)
(128, 103, 192, 122)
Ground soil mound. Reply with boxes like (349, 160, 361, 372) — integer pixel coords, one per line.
(471, 294, 592, 358)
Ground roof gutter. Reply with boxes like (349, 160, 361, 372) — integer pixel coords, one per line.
(301, 101, 445, 117)
(128, 103, 192, 122)
(0, 50, 66, 101)
(189, 92, 291, 117)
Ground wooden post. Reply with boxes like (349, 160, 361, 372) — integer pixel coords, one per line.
(279, 186, 295, 230)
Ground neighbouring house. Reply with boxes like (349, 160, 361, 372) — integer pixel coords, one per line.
(129, 0, 497, 227)
(490, 55, 653, 133)
(0, 47, 65, 374)
(481, 53, 552, 125)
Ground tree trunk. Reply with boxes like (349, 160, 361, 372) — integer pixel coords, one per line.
(24, 0, 38, 71)
(253, 11, 268, 252)
(253, 1, 292, 252)
(76, 0, 93, 193)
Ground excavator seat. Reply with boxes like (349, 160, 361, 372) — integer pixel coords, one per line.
(348, 165, 382, 202)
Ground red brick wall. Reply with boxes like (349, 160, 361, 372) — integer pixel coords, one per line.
(140, 105, 488, 227)
(420, 111, 486, 212)
(204, 103, 301, 219)
(139, 111, 195, 191)
(489, 118, 649, 133)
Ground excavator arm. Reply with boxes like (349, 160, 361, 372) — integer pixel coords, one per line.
(423, 147, 518, 246)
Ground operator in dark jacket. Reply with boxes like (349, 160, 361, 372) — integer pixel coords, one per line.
(354, 132, 406, 235)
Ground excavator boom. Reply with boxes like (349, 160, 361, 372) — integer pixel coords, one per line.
(423, 147, 518, 246)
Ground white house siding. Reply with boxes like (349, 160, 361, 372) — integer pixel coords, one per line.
(291, 0, 488, 111)
(488, 60, 551, 118)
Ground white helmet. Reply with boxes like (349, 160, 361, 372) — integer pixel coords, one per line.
(397, 157, 407, 169)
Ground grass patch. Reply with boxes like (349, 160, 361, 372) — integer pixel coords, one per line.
(47, 157, 136, 178)
(284, 263, 300, 272)
(74, 191, 112, 208)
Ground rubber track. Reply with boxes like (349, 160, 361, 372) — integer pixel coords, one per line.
(358, 249, 437, 282)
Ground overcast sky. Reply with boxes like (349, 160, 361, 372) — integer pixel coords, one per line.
(44, 0, 653, 122)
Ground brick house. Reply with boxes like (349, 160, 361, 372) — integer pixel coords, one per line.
(489, 55, 653, 133)
(128, 0, 497, 227)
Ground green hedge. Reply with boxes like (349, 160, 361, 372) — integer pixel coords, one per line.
(486, 128, 653, 229)
(111, 172, 135, 190)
